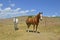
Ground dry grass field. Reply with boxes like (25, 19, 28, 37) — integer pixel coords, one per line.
(0, 16, 60, 40)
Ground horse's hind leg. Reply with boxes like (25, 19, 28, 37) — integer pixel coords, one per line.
(27, 24, 31, 32)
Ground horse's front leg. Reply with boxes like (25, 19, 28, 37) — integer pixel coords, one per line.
(33, 25, 35, 32)
(36, 24, 38, 32)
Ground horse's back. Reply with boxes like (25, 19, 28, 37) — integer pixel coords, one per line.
(26, 17, 33, 23)
(26, 17, 38, 24)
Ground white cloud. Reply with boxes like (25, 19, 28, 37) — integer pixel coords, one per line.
(0, 7, 36, 18)
(20, 11, 25, 13)
(31, 9, 36, 12)
(0, 3, 3, 7)
(4, 7, 11, 11)
(3, 7, 12, 13)
(10, 3, 15, 7)
(20, 10, 29, 13)
(14, 8, 21, 12)
(0, 8, 2, 11)
(52, 15, 56, 17)
(25, 10, 29, 13)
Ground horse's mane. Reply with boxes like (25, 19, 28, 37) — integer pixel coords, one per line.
(35, 13, 40, 19)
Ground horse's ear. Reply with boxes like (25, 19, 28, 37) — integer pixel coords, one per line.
(39, 12, 43, 14)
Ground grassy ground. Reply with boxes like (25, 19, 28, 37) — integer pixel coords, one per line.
(0, 16, 60, 40)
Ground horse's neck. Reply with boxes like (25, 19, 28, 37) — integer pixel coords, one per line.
(35, 16, 40, 22)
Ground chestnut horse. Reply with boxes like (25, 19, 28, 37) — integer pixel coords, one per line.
(26, 12, 43, 32)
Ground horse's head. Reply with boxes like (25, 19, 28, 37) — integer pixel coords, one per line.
(39, 12, 43, 21)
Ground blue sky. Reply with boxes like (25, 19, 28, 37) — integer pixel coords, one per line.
(0, 0, 60, 19)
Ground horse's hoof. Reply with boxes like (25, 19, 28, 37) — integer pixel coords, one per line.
(33, 31, 35, 33)
(15, 28, 19, 30)
(26, 30, 29, 32)
(28, 30, 29, 32)
(36, 31, 40, 33)
(37, 32, 40, 33)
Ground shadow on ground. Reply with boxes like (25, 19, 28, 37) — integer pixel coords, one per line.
(26, 30, 40, 33)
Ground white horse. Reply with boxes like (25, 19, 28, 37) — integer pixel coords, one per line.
(13, 17, 18, 30)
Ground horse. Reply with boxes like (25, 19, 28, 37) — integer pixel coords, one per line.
(26, 12, 43, 32)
